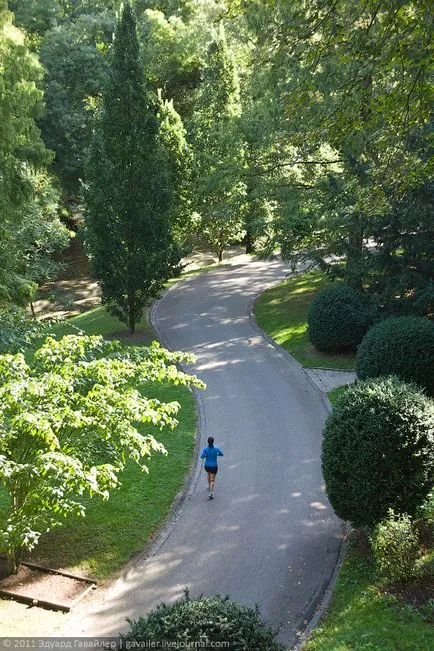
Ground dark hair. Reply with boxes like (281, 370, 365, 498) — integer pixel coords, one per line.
(207, 436, 214, 447)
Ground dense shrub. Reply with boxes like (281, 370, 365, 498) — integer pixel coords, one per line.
(308, 284, 375, 352)
(322, 377, 434, 528)
(357, 316, 434, 395)
(372, 510, 420, 583)
(120, 591, 285, 651)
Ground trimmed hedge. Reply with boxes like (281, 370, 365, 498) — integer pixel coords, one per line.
(308, 284, 374, 353)
(322, 377, 434, 528)
(120, 592, 285, 651)
(357, 316, 434, 395)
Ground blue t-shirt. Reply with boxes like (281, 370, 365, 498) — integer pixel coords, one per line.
(200, 445, 223, 468)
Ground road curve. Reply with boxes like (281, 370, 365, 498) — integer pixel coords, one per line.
(70, 260, 342, 646)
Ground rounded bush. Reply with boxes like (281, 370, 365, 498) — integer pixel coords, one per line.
(121, 592, 285, 651)
(372, 510, 420, 583)
(357, 316, 434, 395)
(308, 284, 374, 352)
(321, 376, 434, 528)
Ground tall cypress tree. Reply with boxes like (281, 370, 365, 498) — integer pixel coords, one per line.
(85, 2, 180, 333)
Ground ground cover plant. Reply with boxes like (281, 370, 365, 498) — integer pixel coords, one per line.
(304, 531, 434, 651)
(254, 271, 356, 370)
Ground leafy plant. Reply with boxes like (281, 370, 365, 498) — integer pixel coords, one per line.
(121, 591, 285, 651)
(308, 284, 375, 352)
(0, 307, 49, 353)
(357, 316, 434, 396)
(321, 376, 434, 528)
(0, 334, 204, 575)
(372, 510, 420, 583)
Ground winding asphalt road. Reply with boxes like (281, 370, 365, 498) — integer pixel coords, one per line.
(69, 260, 342, 646)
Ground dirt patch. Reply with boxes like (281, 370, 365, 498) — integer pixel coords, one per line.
(0, 560, 96, 612)
(383, 574, 434, 610)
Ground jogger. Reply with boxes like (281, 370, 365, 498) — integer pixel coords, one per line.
(200, 436, 223, 499)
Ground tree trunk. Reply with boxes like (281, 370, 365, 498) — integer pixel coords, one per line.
(218, 249, 223, 262)
(245, 230, 255, 254)
(346, 216, 364, 291)
(30, 301, 36, 319)
(6, 548, 21, 576)
(128, 307, 135, 334)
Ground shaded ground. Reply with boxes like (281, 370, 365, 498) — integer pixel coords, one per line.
(33, 239, 246, 319)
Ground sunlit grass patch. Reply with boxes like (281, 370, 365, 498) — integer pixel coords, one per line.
(304, 536, 434, 650)
(254, 271, 356, 370)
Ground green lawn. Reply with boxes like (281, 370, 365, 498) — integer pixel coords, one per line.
(3, 307, 197, 580)
(254, 271, 356, 370)
(47, 305, 154, 340)
(305, 535, 434, 651)
(327, 385, 350, 406)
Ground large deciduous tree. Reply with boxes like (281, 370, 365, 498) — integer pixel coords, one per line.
(85, 2, 181, 333)
(234, 0, 434, 312)
(191, 22, 244, 262)
(0, 0, 68, 307)
(0, 334, 204, 575)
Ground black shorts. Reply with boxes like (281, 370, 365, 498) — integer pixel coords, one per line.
(204, 465, 218, 475)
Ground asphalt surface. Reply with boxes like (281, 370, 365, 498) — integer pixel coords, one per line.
(68, 260, 343, 646)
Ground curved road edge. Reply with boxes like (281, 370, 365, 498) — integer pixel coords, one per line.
(247, 295, 348, 649)
(147, 268, 347, 649)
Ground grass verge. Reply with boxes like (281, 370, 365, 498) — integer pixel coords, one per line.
(254, 271, 356, 370)
(304, 533, 434, 651)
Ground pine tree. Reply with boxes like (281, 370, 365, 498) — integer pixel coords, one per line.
(85, 2, 180, 333)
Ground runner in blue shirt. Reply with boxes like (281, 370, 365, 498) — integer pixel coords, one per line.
(200, 436, 223, 500)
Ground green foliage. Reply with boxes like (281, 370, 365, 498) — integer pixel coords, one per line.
(85, 3, 181, 333)
(121, 591, 285, 651)
(238, 1, 434, 299)
(308, 284, 375, 352)
(0, 1, 61, 307)
(357, 316, 434, 396)
(321, 376, 434, 528)
(156, 89, 193, 248)
(304, 532, 434, 650)
(372, 510, 420, 584)
(0, 334, 204, 574)
(0, 307, 50, 353)
(191, 22, 245, 261)
(38, 11, 114, 198)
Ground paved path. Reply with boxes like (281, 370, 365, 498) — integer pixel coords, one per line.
(68, 260, 342, 646)
(305, 369, 356, 393)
